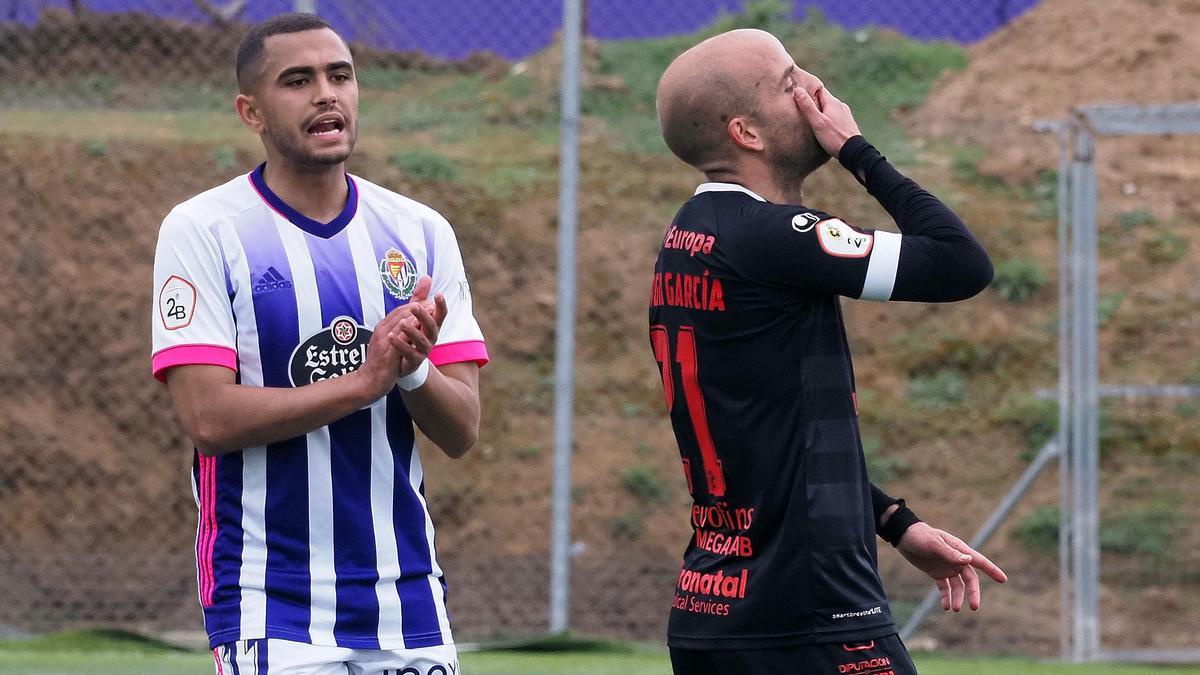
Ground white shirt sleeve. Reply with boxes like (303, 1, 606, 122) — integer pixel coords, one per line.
(425, 213, 488, 368)
(150, 209, 238, 382)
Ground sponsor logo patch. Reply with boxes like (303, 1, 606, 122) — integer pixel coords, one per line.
(791, 212, 820, 233)
(380, 248, 418, 300)
(816, 218, 873, 258)
(253, 266, 293, 294)
(159, 275, 196, 330)
(289, 316, 372, 386)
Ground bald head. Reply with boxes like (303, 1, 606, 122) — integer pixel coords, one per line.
(656, 29, 788, 169)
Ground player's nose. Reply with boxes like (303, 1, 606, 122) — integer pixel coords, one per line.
(313, 83, 338, 107)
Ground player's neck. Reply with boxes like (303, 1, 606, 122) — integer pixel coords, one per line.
(703, 166, 802, 204)
(260, 160, 350, 223)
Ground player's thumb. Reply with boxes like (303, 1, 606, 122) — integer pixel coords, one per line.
(937, 540, 972, 565)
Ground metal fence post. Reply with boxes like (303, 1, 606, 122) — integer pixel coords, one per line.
(550, 0, 583, 636)
(1068, 123, 1100, 662)
(1055, 123, 1074, 663)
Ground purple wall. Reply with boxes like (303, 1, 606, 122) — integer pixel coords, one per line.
(5, 0, 1042, 59)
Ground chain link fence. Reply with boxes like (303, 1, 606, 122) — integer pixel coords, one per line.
(1, 0, 1197, 657)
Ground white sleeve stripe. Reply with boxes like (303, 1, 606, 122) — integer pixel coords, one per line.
(860, 230, 902, 301)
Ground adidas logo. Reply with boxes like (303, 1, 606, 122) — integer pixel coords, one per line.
(253, 267, 293, 293)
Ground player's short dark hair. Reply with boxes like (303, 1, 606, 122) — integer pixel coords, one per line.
(236, 13, 341, 93)
(659, 74, 759, 169)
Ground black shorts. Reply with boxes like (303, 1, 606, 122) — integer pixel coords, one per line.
(669, 634, 917, 675)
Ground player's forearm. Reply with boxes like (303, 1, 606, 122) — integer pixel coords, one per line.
(181, 373, 377, 456)
(839, 136, 994, 301)
(870, 482, 899, 528)
(402, 366, 480, 459)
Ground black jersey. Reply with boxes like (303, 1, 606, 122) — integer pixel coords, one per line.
(649, 136, 992, 649)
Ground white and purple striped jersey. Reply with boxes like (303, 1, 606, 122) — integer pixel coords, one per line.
(150, 164, 488, 651)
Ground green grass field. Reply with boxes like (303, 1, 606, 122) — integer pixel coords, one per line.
(0, 632, 1197, 675)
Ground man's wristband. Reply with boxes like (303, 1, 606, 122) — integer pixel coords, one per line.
(880, 499, 921, 547)
(397, 359, 431, 392)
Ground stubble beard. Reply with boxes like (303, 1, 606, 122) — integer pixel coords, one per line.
(265, 120, 356, 169)
(766, 122, 830, 203)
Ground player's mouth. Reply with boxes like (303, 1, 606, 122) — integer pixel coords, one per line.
(306, 114, 347, 139)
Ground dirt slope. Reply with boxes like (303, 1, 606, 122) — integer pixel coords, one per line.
(911, 0, 1200, 222)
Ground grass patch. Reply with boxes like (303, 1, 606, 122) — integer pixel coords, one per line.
(84, 139, 107, 157)
(993, 395, 1058, 458)
(951, 146, 1006, 191)
(1117, 209, 1157, 230)
(1141, 230, 1188, 264)
(0, 630, 186, 654)
(863, 435, 911, 483)
(608, 512, 645, 540)
(1100, 500, 1181, 558)
(514, 444, 543, 461)
(211, 145, 238, 172)
(1026, 169, 1058, 221)
(907, 370, 967, 409)
(1014, 499, 1181, 559)
(1014, 505, 1060, 554)
(388, 148, 459, 181)
(481, 164, 550, 199)
(1098, 292, 1124, 326)
(992, 257, 1047, 303)
(621, 465, 670, 505)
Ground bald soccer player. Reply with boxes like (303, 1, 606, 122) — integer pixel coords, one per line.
(648, 29, 1007, 674)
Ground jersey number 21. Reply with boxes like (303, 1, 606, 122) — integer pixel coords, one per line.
(651, 324, 727, 499)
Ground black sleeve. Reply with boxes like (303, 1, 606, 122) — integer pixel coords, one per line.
(870, 483, 899, 531)
(871, 482, 922, 545)
(839, 135, 994, 302)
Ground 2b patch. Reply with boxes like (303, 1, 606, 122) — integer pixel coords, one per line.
(816, 218, 873, 258)
(159, 275, 196, 330)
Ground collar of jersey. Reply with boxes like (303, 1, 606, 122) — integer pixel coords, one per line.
(249, 163, 359, 239)
(694, 182, 768, 202)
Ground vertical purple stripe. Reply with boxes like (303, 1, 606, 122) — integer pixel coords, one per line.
(208, 224, 241, 385)
(209, 223, 235, 301)
(385, 391, 443, 645)
(256, 639, 268, 672)
(235, 209, 312, 639)
(204, 451, 246, 646)
(329, 409, 382, 645)
(420, 217, 436, 280)
(305, 233, 364, 328)
(303, 232, 384, 646)
(360, 201, 420, 314)
(226, 643, 241, 675)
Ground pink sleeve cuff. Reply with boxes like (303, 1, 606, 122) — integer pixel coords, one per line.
(430, 339, 489, 368)
(152, 344, 238, 382)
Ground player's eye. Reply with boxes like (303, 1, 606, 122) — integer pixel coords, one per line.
(286, 78, 307, 87)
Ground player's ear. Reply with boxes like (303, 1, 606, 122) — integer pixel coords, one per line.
(235, 93, 265, 133)
(727, 116, 763, 152)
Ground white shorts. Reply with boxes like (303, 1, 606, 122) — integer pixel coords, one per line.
(212, 639, 459, 675)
